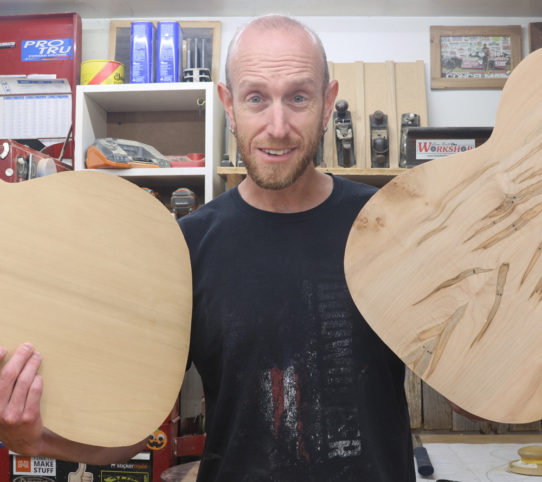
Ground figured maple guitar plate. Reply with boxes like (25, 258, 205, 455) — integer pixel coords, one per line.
(345, 48, 542, 424)
(0, 170, 192, 446)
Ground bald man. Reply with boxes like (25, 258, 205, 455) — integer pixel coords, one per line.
(0, 15, 414, 481)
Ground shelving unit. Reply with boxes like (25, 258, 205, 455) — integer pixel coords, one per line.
(75, 82, 225, 203)
(217, 166, 405, 188)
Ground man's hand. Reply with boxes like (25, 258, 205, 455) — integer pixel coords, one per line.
(0, 343, 45, 455)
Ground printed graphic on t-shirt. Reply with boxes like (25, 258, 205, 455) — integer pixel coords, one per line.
(257, 279, 362, 465)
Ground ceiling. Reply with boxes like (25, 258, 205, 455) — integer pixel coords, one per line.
(1, 0, 542, 18)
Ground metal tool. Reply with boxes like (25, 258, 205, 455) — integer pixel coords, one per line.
(333, 99, 355, 167)
(369, 109, 389, 167)
(85, 138, 170, 169)
(314, 136, 325, 167)
(0, 139, 71, 182)
(183, 37, 211, 82)
(413, 434, 434, 476)
(170, 187, 197, 219)
(399, 112, 420, 167)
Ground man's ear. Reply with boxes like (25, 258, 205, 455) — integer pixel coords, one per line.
(217, 82, 236, 132)
(322, 79, 339, 127)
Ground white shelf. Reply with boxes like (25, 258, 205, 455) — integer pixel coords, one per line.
(75, 82, 225, 203)
(77, 83, 209, 112)
(100, 167, 208, 177)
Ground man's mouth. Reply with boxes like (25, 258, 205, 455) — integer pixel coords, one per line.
(260, 148, 294, 156)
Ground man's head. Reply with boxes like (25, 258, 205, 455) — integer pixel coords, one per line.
(225, 15, 330, 96)
(218, 15, 338, 190)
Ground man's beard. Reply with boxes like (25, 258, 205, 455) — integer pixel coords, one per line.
(236, 129, 322, 191)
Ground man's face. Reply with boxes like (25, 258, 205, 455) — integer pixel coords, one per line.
(223, 27, 332, 190)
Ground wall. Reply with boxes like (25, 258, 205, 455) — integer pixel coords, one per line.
(82, 15, 542, 128)
(80, 14, 542, 435)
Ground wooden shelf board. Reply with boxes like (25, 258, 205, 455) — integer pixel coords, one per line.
(217, 166, 406, 187)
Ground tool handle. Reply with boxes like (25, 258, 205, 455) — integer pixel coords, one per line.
(414, 446, 434, 476)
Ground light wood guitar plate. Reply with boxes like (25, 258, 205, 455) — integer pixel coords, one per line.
(0, 170, 192, 446)
(345, 49, 542, 424)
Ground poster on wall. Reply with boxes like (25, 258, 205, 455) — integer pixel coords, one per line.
(430, 25, 522, 90)
(439, 35, 512, 79)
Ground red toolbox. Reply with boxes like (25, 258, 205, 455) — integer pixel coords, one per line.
(0, 13, 82, 161)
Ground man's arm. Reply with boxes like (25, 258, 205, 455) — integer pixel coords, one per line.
(0, 343, 146, 464)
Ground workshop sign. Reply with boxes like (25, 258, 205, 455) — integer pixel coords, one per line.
(415, 139, 476, 160)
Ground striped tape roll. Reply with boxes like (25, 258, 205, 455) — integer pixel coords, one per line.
(81, 60, 125, 85)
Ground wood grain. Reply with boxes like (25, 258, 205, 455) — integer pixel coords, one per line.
(345, 48, 542, 424)
(0, 170, 192, 447)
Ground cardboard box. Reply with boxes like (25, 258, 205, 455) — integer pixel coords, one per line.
(10, 453, 152, 481)
(156, 22, 182, 83)
(130, 22, 155, 83)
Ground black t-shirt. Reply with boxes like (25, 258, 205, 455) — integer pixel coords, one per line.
(179, 175, 414, 482)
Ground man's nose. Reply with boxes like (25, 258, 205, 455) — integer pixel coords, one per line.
(265, 102, 289, 138)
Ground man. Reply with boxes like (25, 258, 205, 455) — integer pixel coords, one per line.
(0, 15, 414, 481)
(181, 16, 413, 481)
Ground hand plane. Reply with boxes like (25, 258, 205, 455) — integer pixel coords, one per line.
(370, 110, 389, 168)
(333, 99, 355, 168)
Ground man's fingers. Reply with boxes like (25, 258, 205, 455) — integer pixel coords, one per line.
(21, 374, 44, 424)
(0, 344, 34, 405)
(8, 350, 42, 415)
(0, 344, 41, 416)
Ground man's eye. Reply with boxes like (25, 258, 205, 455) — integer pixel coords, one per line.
(248, 95, 262, 104)
(293, 95, 306, 103)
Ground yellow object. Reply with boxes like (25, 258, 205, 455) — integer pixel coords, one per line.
(509, 446, 542, 476)
(81, 59, 124, 85)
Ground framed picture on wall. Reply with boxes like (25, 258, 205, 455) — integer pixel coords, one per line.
(430, 25, 522, 90)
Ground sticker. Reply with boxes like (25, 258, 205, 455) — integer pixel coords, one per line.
(416, 139, 475, 160)
(12, 477, 55, 482)
(12, 456, 56, 476)
(0, 41, 16, 49)
(98, 470, 149, 482)
(22, 38, 73, 61)
(1, 142, 9, 159)
(146, 429, 167, 450)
